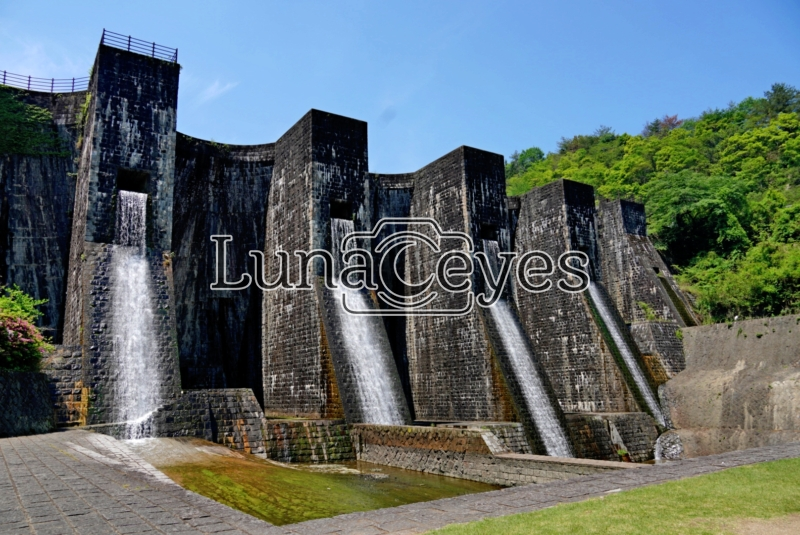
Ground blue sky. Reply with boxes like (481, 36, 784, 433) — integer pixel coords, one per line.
(2, 1, 798, 173)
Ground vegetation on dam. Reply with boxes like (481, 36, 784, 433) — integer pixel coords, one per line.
(0, 87, 69, 156)
(506, 83, 800, 323)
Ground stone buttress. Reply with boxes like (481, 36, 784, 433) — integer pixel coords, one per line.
(597, 199, 696, 382)
(262, 110, 410, 423)
(62, 43, 182, 424)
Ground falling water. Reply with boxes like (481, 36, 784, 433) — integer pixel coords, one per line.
(330, 218, 406, 425)
(111, 190, 161, 439)
(482, 240, 573, 457)
(587, 282, 666, 426)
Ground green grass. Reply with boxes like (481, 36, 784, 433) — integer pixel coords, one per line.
(430, 457, 800, 534)
(161, 456, 497, 526)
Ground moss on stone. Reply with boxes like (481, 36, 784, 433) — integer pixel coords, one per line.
(0, 87, 68, 156)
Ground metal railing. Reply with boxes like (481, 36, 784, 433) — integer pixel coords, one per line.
(0, 70, 89, 93)
(101, 29, 178, 63)
(0, 30, 178, 93)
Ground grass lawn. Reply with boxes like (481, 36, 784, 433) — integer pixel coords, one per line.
(429, 457, 800, 535)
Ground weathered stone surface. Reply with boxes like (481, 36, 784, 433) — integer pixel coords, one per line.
(597, 198, 691, 380)
(513, 180, 638, 414)
(64, 44, 179, 346)
(91, 388, 268, 452)
(0, 370, 54, 437)
(172, 134, 273, 404)
(263, 110, 401, 420)
(0, 90, 84, 342)
(406, 147, 516, 423)
(566, 412, 658, 462)
(79, 243, 182, 424)
(263, 419, 355, 462)
(663, 314, 800, 456)
(41, 345, 85, 426)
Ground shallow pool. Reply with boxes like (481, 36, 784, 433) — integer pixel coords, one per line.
(127, 437, 499, 526)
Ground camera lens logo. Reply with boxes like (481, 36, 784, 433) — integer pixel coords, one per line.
(340, 218, 475, 316)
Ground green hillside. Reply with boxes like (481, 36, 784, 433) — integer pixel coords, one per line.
(506, 84, 800, 323)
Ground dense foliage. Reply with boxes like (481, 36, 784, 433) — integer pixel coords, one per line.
(0, 86, 68, 156)
(0, 286, 52, 371)
(506, 84, 800, 323)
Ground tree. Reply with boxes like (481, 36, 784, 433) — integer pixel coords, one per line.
(505, 146, 544, 178)
(762, 83, 800, 118)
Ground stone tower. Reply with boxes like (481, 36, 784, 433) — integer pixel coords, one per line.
(62, 42, 182, 424)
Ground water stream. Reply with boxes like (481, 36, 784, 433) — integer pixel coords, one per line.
(330, 218, 406, 425)
(587, 282, 666, 426)
(482, 240, 573, 457)
(111, 190, 162, 438)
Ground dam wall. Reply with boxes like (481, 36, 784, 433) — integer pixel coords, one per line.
(172, 134, 273, 404)
(0, 89, 85, 342)
(2, 32, 698, 464)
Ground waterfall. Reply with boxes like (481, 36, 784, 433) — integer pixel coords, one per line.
(330, 218, 406, 425)
(587, 282, 666, 426)
(482, 240, 573, 457)
(111, 190, 161, 438)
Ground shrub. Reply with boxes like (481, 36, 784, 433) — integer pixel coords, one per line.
(0, 285, 52, 371)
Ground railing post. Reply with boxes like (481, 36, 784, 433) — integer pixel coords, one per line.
(3, 71, 6, 86)
(51, 78, 54, 92)
(127, 35, 131, 52)
(72, 78, 75, 92)
(27, 75, 30, 90)
(152, 42, 156, 57)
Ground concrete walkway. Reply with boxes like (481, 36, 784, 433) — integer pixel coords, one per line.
(2, 430, 799, 535)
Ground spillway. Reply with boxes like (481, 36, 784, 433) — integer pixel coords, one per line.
(330, 218, 406, 425)
(587, 282, 666, 426)
(483, 240, 573, 457)
(111, 190, 162, 438)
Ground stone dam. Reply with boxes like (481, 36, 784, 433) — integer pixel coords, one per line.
(0, 33, 712, 480)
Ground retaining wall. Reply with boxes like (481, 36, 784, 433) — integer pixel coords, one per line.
(351, 424, 641, 487)
(0, 89, 84, 342)
(0, 370, 55, 437)
(41, 345, 85, 426)
(663, 314, 800, 457)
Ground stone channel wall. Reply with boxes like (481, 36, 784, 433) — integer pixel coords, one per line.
(566, 412, 659, 462)
(663, 314, 800, 457)
(351, 424, 640, 486)
(0, 370, 55, 437)
(263, 419, 354, 462)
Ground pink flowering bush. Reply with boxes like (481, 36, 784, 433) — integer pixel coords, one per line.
(0, 285, 52, 371)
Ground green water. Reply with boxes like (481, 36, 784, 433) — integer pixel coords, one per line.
(161, 455, 499, 525)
